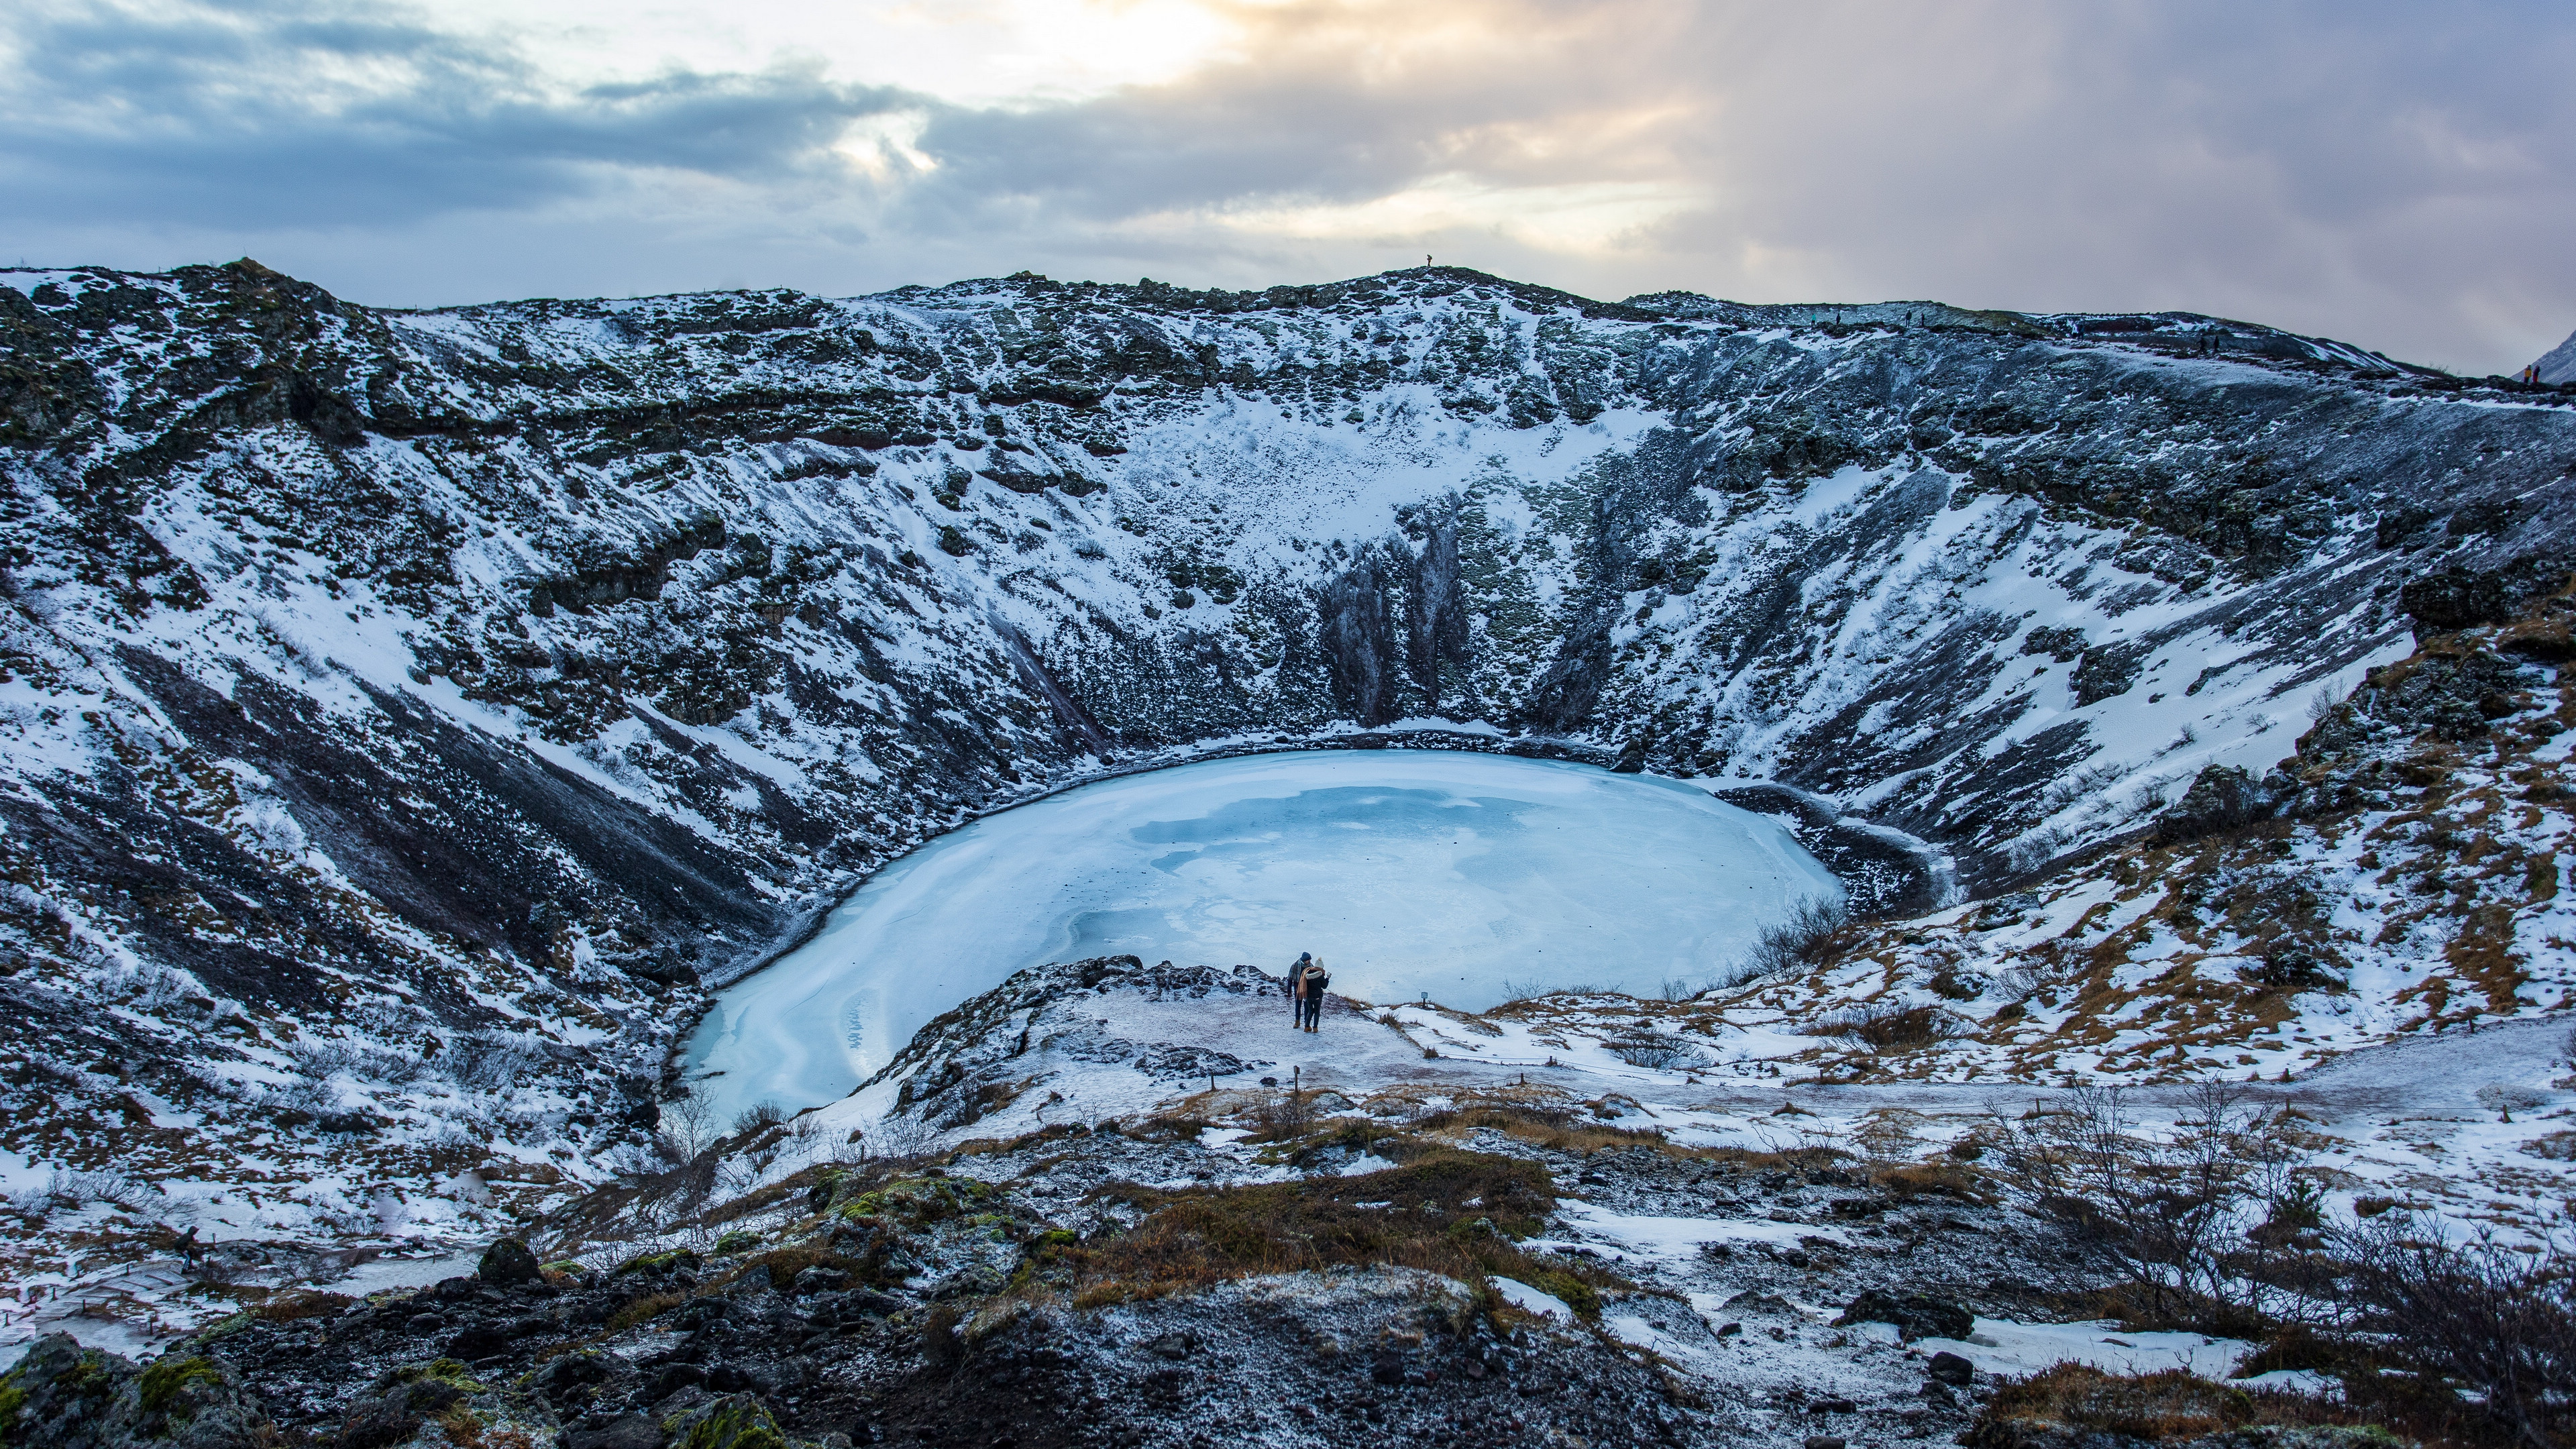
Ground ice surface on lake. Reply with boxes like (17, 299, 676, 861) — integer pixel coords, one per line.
(686, 751, 1842, 1119)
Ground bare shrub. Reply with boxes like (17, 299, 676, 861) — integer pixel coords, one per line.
(1992, 1083, 2322, 1331)
(865, 1112, 939, 1161)
(732, 1099, 789, 1136)
(2306, 683, 2344, 726)
(1996, 964, 2049, 1000)
(443, 1032, 541, 1091)
(1813, 1001, 1968, 1052)
(103, 963, 200, 1013)
(1603, 1033, 1711, 1071)
(2339, 1215, 2576, 1449)
(824, 1127, 873, 1165)
(627, 1155, 720, 1230)
(2003, 827, 2072, 876)
(286, 1034, 425, 1089)
(1850, 1109, 1927, 1169)
(25, 1167, 156, 1215)
(1494, 979, 1612, 1003)
(1250, 1091, 1319, 1141)
(656, 1083, 720, 1162)
(1721, 896, 1849, 986)
(2038, 763, 2128, 818)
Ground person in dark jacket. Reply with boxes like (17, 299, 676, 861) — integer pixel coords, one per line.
(1288, 952, 1313, 1020)
(1297, 959, 1330, 1032)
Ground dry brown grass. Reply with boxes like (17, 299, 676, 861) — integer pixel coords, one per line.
(719, 1244, 857, 1293)
(1046, 1148, 1623, 1318)
(1872, 1162, 1993, 1202)
(1812, 1001, 1970, 1051)
(252, 1288, 356, 1322)
(1980, 1360, 2502, 1449)
(1128, 1110, 1217, 1142)
(603, 1290, 684, 1332)
(1406, 1099, 1680, 1157)
(953, 1121, 1095, 1159)
(1684, 1144, 1854, 1172)
(1258, 1116, 1411, 1167)
(701, 1163, 835, 1226)
(1980, 1366, 2260, 1440)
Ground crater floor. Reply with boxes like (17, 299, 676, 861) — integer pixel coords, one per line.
(686, 750, 1841, 1120)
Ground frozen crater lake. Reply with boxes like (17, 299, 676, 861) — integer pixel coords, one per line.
(686, 750, 1842, 1118)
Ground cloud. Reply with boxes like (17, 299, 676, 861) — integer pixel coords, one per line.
(3, 0, 2570, 372)
(0, 0, 910, 228)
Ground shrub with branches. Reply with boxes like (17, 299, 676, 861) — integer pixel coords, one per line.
(863, 1112, 939, 1161)
(1250, 1089, 1320, 1141)
(656, 1083, 720, 1163)
(732, 1099, 789, 1136)
(1813, 1001, 1969, 1052)
(2337, 1216, 2576, 1449)
(1723, 895, 1849, 986)
(1603, 1032, 1711, 1070)
(1992, 1083, 2326, 1332)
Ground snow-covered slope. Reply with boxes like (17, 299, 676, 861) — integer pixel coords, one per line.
(2, 260, 2573, 1333)
(2533, 326, 2576, 385)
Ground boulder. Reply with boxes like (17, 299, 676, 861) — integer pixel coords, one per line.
(659, 1393, 792, 1449)
(443, 1324, 513, 1361)
(1835, 1289, 1974, 1342)
(790, 1265, 853, 1294)
(477, 1237, 543, 1286)
(2402, 565, 2514, 630)
(1927, 1349, 1977, 1385)
(2151, 765, 2286, 843)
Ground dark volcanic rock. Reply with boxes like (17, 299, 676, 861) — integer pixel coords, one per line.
(477, 1236, 543, 1285)
(2152, 764, 2290, 843)
(0, 1334, 260, 1449)
(1834, 1289, 1974, 1342)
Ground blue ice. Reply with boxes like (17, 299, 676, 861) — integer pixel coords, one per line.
(684, 751, 1841, 1120)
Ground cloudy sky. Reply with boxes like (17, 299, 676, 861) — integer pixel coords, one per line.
(3, 0, 2569, 373)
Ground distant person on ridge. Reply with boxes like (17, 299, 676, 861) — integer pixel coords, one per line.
(1297, 958, 1330, 1033)
(1287, 952, 1313, 1021)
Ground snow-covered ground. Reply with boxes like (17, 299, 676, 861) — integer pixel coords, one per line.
(745, 948, 2576, 1251)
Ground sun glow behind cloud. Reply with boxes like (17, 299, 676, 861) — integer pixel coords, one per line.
(3, 0, 2572, 373)
(419, 0, 1707, 268)
(1196, 174, 1711, 258)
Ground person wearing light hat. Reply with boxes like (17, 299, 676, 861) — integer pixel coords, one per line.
(1294, 956, 1330, 1032)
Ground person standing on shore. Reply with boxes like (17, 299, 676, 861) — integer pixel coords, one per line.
(1297, 958, 1330, 1032)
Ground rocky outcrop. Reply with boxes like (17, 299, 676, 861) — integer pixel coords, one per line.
(0, 1334, 260, 1449)
(2151, 765, 2293, 843)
